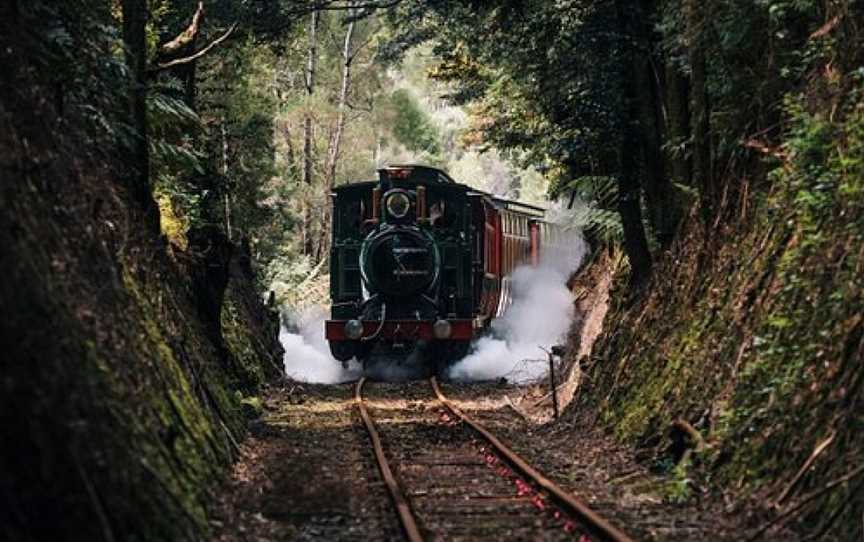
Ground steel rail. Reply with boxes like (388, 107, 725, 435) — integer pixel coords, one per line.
(355, 378, 424, 542)
(430, 377, 635, 542)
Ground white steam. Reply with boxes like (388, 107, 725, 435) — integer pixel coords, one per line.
(280, 306, 361, 384)
(448, 232, 587, 383)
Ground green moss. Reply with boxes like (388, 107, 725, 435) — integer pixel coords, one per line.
(239, 395, 264, 418)
(160, 196, 189, 248)
(664, 455, 694, 504)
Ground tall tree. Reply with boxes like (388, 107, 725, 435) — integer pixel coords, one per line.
(120, 0, 158, 232)
(686, 0, 713, 227)
(633, 0, 677, 247)
(324, 8, 357, 190)
(318, 6, 358, 261)
(302, 10, 320, 255)
(382, 1, 658, 281)
(617, 0, 653, 285)
(302, 10, 319, 188)
(664, 59, 691, 189)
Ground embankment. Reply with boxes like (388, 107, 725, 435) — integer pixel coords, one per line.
(0, 72, 281, 542)
(576, 105, 863, 537)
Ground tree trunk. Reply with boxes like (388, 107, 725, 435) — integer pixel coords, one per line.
(664, 60, 691, 188)
(633, 0, 676, 247)
(302, 10, 319, 187)
(325, 13, 356, 189)
(281, 121, 297, 179)
(221, 114, 232, 241)
(686, 0, 713, 226)
(183, 34, 197, 109)
(616, 0, 653, 286)
(318, 9, 357, 262)
(618, 124, 653, 287)
(120, 0, 158, 233)
(302, 10, 320, 256)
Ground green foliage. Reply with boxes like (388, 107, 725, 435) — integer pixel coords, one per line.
(401, 0, 624, 179)
(266, 253, 322, 305)
(380, 0, 649, 260)
(665, 455, 694, 504)
(556, 176, 623, 244)
(149, 78, 205, 182)
(3, 1, 130, 153)
(210, 40, 280, 234)
(389, 88, 441, 155)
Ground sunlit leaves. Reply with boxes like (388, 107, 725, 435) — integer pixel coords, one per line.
(388, 89, 440, 154)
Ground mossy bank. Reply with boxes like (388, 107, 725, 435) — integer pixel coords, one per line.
(0, 46, 282, 542)
(579, 93, 864, 539)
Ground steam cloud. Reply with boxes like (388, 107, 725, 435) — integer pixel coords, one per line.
(279, 231, 586, 384)
(447, 232, 587, 383)
(280, 306, 361, 384)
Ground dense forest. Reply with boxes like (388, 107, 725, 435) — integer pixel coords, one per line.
(1, 0, 862, 540)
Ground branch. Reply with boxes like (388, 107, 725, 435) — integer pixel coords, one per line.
(152, 23, 238, 72)
(671, 418, 705, 451)
(348, 23, 382, 62)
(809, 15, 841, 40)
(311, 0, 401, 10)
(282, 0, 402, 17)
(343, 6, 388, 23)
(745, 138, 788, 161)
(160, 1, 204, 55)
(774, 431, 836, 507)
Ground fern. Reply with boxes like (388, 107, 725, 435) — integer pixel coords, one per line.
(561, 175, 623, 244)
(148, 91, 200, 131)
(148, 78, 205, 178)
(568, 200, 623, 244)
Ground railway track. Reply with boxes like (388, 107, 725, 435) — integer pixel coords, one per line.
(355, 377, 634, 541)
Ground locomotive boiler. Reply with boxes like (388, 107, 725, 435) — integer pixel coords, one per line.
(325, 165, 567, 376)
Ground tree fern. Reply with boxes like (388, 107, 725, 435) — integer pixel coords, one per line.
(562, 175, 623, 244)
(148, 78, 205, 176)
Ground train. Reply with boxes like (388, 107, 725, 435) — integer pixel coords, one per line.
(325, 165, 572, 376)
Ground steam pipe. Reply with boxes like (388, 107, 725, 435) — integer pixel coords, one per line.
(362, 303, 386, 342)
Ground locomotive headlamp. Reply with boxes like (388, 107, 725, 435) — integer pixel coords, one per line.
(345, 319, 364, 340)
(385, 191, 411, 219)
(433, 319, 452, 339)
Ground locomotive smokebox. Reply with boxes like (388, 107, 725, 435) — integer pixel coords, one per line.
(360, 226, 441, 298)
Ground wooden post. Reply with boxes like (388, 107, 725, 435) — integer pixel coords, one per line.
(548, 351, 559, 419)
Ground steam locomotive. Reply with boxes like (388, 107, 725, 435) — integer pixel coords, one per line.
(325, 165, 569, 375)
